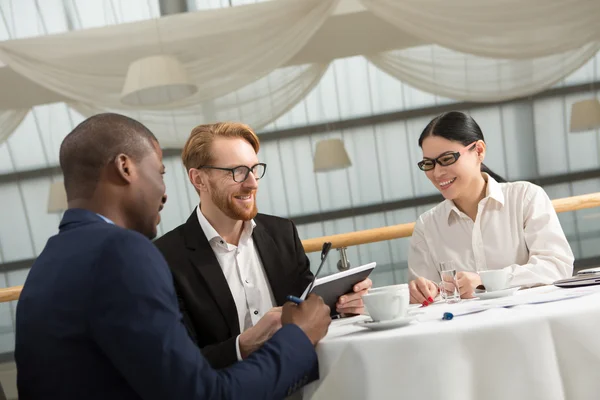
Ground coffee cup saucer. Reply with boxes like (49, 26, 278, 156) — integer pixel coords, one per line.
(474, 286, 520, 300)
(354, 315, 416, 331)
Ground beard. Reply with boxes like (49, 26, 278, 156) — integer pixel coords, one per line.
(209, 180, 258, 221)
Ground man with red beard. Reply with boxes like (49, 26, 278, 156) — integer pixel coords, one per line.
(154, 122, 372, 369)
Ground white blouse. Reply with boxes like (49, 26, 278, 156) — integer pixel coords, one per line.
(408, 174, 574, 287)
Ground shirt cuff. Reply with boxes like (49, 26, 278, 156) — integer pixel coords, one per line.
(235, 334, 243, 361)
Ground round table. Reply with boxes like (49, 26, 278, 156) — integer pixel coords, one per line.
(302, 285, 600, 400)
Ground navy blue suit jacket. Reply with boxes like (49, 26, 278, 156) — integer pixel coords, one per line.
(15, 209, 318, 399)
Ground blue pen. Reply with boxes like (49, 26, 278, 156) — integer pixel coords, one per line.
(442, 312, 454, 320)
(286, 295, 304, 304)
(441, 308, 488, 320)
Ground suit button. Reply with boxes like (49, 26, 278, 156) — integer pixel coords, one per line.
(254, 310, 259, 315)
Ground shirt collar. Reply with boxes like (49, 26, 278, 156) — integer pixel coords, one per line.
(485, 173, 505, 206)
(445, 173, 505, 223)
(96, 213, 114, 224)
(196, 205, 256, 245)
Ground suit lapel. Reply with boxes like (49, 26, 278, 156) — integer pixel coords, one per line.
(253, 222, 287, 306)
(183, 210, 240, 336)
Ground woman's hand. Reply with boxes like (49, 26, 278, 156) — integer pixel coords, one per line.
(409, 277, 439, 306)
(455, 271, 482, 299)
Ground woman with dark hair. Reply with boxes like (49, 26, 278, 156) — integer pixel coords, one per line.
(408, 111, 574, 305)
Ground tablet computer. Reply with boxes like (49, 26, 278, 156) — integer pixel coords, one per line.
(577, 267, 600, 275)
(554, 273, 600, 288)
(301, 262, 376, 316)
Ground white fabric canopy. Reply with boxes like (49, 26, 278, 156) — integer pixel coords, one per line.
(0, 0, 599, 146)
(361, 0, 600, 59)
(0, 0, 338, 110)
(368, 43, 600, 102)
(0, 109, 30, 144)
(0, 0, 337, 146)
(71, 62, 330, 148)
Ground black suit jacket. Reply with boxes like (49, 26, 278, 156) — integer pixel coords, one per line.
(16, 209, 318, 399)
(154, 209, 314, 369)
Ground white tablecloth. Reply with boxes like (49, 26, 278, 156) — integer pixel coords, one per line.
(302, 285, 600, 400)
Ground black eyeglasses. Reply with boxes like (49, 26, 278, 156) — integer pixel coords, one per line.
(417, 142, 477, 171)
(199, 163, 267, 183)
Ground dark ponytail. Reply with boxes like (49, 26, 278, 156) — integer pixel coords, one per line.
(481, 163, 506, 183)
(419, 111, 506, 183)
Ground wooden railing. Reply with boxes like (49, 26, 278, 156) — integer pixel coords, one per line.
(1, 192, 600, 303)
(302, 192, 600, 252)
(0, 286, 23, 304)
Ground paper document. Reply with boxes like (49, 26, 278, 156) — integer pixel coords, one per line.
(411, 286, 600, 322)
(480, 285, 600, 307)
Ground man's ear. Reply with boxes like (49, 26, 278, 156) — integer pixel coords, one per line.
(114, 154, 135, 183)
(189, 168, 208, 193)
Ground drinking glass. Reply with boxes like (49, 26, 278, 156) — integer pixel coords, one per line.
(439, 261, 461, 304)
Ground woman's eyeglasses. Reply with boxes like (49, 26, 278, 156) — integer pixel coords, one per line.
(417, 142, 477, 172)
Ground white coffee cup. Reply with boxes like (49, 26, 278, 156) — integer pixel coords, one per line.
(479, 270, 509, 292)
(368, 284, 408, 295)
(362, 287, 409, 322)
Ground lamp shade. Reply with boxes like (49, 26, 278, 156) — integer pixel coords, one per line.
(47, 181, 67, 213)
(313, 138, 352, 172)
(569, 98, 600, 133)
(121, 55, 197, 106)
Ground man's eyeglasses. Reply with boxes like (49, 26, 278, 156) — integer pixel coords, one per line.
(417, 142, 477, 172)
(199, 163, 267, 183)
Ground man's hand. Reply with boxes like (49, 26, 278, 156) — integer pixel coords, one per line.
(409, 277, 439, 305)
(281, 294, 331, 346)
(456, 271, 482, 299)
(238, 307, 282, 359)
(335, 278, 372, 315)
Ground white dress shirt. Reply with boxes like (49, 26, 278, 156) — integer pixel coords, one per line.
(408, 174, 574, 287)
(196, 207, 276, 360)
